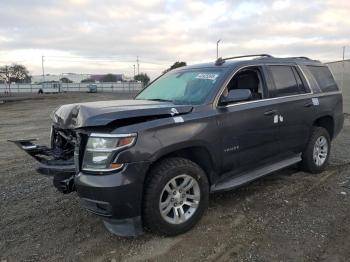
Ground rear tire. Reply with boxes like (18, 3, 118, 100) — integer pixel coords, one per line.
(143, 157, 209, 236)
(301, 127, 331, 174)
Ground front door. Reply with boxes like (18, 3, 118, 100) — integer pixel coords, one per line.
(217, 66, 280, 174)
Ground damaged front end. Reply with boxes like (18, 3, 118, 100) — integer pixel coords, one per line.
(9, 100, 192, 196)
(9, 99, 193, 236)
(10, 126, 82, 194)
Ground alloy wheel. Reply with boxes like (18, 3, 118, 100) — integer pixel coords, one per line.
(159, 174, 200, 224)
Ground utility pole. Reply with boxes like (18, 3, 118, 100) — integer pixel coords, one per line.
(133, 64, 136, 78)
(136, 56, 140, 75)
(42, 56, 45, 83)
(342, 46, 346, 89)
(216, 39, 221, 59)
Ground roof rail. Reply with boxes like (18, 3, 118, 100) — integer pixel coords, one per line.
(215, 54, 273, 65)
(285, 56, 312, 60)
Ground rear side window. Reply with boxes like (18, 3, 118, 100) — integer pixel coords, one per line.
(268, 65, 306, 97)
(307, 66, 338, 92)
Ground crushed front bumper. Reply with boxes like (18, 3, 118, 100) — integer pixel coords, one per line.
(9, 139, 75, 175)
(10, 139, 150, 236)
(75, 161, 151, 236)
(9, 139, 76, 193)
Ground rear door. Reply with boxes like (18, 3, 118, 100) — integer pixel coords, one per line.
(266, 64, 313, 155)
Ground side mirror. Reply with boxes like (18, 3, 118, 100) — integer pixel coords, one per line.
(220, 89, 252, 104)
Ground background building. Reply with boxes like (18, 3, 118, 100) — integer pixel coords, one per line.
(326, 60, 350, 114)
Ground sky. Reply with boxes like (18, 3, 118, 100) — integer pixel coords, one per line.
(0, 0, 349, 79)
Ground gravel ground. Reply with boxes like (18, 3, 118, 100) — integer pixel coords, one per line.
(1, 93, 350, 262)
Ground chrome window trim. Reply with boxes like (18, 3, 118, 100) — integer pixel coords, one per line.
(90, 133, 137, 138)
(311, 90, 341, 97)
(218, 93, 310, 108)
(218, 90, 341, 108)
(214, 63, 316, 108)
(297, 65, 313, 92)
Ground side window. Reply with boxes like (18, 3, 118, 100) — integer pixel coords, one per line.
(307, 66, 338, 92)
(268, 65, 306, 97)
(224, 67, 265, 101)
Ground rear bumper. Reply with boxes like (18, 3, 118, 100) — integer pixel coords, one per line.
(74, 161, 151, 219)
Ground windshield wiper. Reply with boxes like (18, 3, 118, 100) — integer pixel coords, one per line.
(147, 98, 173, 103)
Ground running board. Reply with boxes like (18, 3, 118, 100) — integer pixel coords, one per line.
(211, 155, 302, 192)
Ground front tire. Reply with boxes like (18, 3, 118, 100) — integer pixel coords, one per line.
(301, 127, 331, 174)
(143, 157, 209, 236)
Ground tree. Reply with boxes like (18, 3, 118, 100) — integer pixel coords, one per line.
(163, 61, 187, 74)
(60, 77, 73, 83)
(0, 64, 31, 94)
(11, 64, 31, 83)
(81, 78, 95, 83)
(101, 74, 117, 82)
(134, 73, 150, 86)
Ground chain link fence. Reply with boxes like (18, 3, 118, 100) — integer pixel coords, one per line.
(0, 82, 143, 96)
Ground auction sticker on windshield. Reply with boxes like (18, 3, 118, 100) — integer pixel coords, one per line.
(196, 73, 219, 81)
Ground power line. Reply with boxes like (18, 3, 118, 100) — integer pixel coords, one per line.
(44, 56, 165, 66)
(45, 54, 172, 63)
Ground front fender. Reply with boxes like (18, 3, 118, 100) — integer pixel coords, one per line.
(117, 115, 221, 171)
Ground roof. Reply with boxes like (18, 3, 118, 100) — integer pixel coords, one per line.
(181, 55, 323, 71)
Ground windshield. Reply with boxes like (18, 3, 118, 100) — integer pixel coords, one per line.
(136, 69, 224, 105)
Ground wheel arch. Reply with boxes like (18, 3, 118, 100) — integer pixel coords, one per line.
(147, 144, 218, 186)
(312, 115, 334, 140)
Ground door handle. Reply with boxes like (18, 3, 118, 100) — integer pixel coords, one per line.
(264, 109, 277, 116)
(304, 102, 314, 107)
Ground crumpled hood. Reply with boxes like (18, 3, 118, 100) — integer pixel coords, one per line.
(51, 99, 193, 129)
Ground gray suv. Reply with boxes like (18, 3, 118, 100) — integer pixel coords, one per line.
(12, 54, 344, 236)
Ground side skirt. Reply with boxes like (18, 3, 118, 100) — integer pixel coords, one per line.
(211, 154, 302, 192)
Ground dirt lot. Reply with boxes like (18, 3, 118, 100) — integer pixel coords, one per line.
(1, 93, 350, 262)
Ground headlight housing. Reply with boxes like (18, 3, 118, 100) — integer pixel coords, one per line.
(82, 133, 136, 172)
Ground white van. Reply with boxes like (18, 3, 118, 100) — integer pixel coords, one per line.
(38, 82, 61, 94)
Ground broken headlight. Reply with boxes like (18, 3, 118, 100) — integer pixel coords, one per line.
(82, 133, 136, 172)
